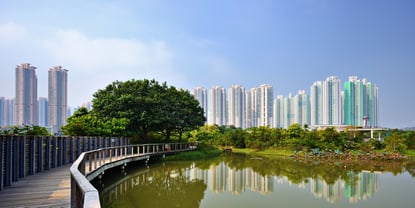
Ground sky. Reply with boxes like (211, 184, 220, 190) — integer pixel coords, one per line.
(0, 0, 414, 128)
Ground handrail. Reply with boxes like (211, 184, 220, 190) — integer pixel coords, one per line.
(70, 142, 197, 208)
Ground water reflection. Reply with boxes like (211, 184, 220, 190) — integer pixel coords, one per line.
(94, 154, 415, 208)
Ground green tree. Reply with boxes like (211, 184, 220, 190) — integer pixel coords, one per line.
(92, 79, 166, 139)
(385, 132, 407, 153)
(1, 125, 50, 136)
(92, 79, 205, 140)
(173, 89, 205, 141)
(61, 108, 102, 136)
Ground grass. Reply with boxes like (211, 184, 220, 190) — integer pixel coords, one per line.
(162, 144, 222, 161)
(404, 150, 415, 157)
(232, 147, 294, 157)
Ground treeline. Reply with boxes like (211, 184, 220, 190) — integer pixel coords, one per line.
(62, 79, 206, 142)
(189, 124, 415, 154)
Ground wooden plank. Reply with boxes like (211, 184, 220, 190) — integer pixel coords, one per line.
(0, 164, 71, 208)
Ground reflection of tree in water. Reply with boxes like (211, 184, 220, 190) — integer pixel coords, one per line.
(101, 154, 413, 207)
(107, 165, 206, 208)
(204, 153, 410, 185)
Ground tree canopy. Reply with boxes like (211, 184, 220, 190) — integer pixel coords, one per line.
(62, 79, 206, 141)
(1, 124, 50, 136)
(190, 124, 415, 154)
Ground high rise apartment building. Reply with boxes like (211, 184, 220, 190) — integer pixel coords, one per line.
(48, 66, 68, 134)
(192, 87, 208, 121)
(322, 76, 342, 125)
(6, 99, 14, 126)
(245, 88, 258, 128)
(366, 82, 379, 127)
(38, 97, 48, 127)
(208, 86, 227, 126)
(0, 97, 5, 126)
(310, 81, 323, 127)
(283, 93, 294, 128)
(294, 90, 310, 127)
(194, 75, 378, 129)
(310, 76, 342, 127)
(15, 63, 38, 125)
(343, 76, 378, 127)
(258, 84, 273, 127)
(273, 95, 284, 128)
(227, 85, 245, 128)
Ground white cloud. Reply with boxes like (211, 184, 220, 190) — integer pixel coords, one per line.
(43, 29, 174, 74)
(41, 29, 186, 106)
(0, 22, 26, 45)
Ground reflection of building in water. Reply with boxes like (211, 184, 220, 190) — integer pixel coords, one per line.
(228, 167, 245, 194)
(185, 162, 274, 195)
(310, 176, 341, 203)
(209, 162, 227, 193)
(247, 169, 273, 194)
(344, 171, 379, 203)
(209, 163, 273, 194)
(187, 163, 208, 182)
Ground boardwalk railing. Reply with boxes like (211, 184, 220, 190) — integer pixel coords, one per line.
(0, 135, 129, 191)
(70, 142, 197, 208)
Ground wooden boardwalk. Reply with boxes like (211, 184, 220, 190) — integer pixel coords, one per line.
(0, 164, 71, 208)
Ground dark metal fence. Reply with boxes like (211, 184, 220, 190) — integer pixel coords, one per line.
(0, 135, 129, 191)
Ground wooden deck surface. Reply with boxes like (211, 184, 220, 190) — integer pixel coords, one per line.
(0, 164, 71, 208)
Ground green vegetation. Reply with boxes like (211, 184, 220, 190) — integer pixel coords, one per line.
(0, 125, 50, 136)
(162, 144, 222, 161)
(188, 124, 415, 156)
(59, 78, 414, 159)
(62, 79, 205, 141)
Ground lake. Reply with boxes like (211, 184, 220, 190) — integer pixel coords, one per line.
(93, 154, 415, 208)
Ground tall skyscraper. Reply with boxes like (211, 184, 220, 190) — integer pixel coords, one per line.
(15, 63, 38, 125)
(311, 76, 342, 127)
(322, 76, 342, 125)
(246, 84, 273, 128)
(48, 66, 68, 134)
(208, 86, 227, 126)
(273, 95, 284, 128)
(227, 85, 245, 128)
(283, 93, 294, 128)
(6, 98, 15, 126)
(0, 97, 5, 127)
(257, 84, 273, 127)
(38, 97, 48, 127)
(192, 87, 208, 121)
(245, 88, 258, 128)
(366, 82, 379, 127)
(310, 81, 323, 127)
(344, 76, 378, 127)
(294, 90, 310, 127)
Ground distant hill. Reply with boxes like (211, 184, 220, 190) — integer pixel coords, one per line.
(402, 127, 415, 131)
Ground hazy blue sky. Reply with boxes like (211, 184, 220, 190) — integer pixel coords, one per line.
(0, 0, 414, 128)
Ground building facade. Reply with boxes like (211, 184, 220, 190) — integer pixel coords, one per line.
(227, 85, 246, 128)
(38, 97, 48, 127)
(257, 84, 273, 127)
(273, 95, 284, 128)
(192, 87, 208, 122)
(48, 66, 68, 134)
(343, 76, 379, 127)
(310, 81, 323, 127)
(294, 90, 310, 127)
(322, 76, 342, 125)
(15, 63, 38, 125)
(208, 86, 227, 126)
(245, 88, 258, 128)
(0, 97, 5, 127)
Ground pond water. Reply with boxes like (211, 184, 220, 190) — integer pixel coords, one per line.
(93, 154, 415, 208)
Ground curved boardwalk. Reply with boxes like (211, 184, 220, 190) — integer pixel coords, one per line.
(0, 164, 70, 208)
